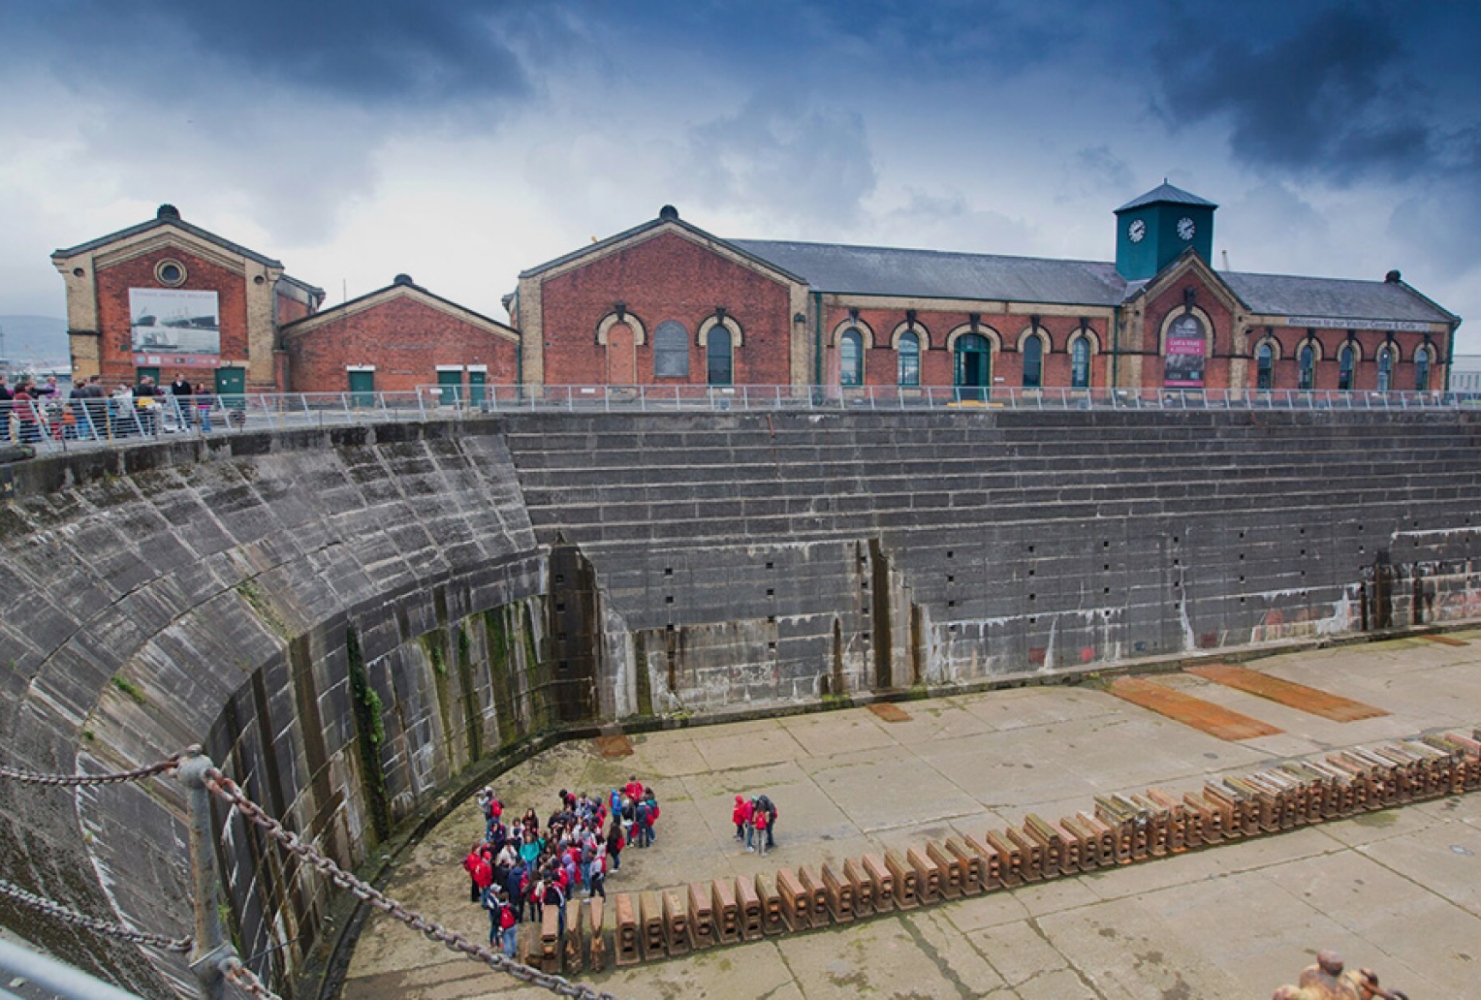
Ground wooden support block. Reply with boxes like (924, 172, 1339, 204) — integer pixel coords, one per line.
(588, 896, 606, 972)
(662, 888, 690, 956)
(639, 891, 666, 961)
(1078, 812, 1120, 865)
(1143, 790, 1186, 854)
(613, 893, 639, 967)
(775, 868, 812, 931)
(1023, 815, 1067, 874)
(963, 834, 1004, 889)
(862, 853, 896, 912)
(983, 830, 1024, 886)
(521, 921, 542, 968)
(907, 845, 943, 904)
(540, 905, 561, 973)
(687, 883, 715, 950)
(944, 838, 985, 893)
(1004, 827, 1045, 881)
(712, 878, 739, 944)
(884, 850, 919, 909)
(844, 858, 874, 917)
(797, 866, 830, 927)
(1058, 815, 1100, 870)
(1129, 796, 1170, 856)
(817, 864, 854, 923)
(926, 842, 964, 899)
(736, 876, 764, 941)
(754, 874, 785, 936)
(565, 903, 584, 973)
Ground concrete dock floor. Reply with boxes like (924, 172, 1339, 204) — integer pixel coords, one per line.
(342, 630, 1481, 1000)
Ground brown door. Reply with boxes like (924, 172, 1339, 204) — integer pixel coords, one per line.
(606, 323, 635, 384)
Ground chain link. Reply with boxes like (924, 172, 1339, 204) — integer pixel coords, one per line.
(203, 767, 625, 1000)
(0, 746, 197, 788)
(221, 956, 286, 1000)
(0, 878, 194, 953)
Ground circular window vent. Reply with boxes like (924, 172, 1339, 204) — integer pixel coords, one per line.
(155, 258, 187, 286)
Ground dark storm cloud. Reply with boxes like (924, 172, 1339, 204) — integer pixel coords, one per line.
(10, 0, 535, 107)
(1151, 5, 1431, 181)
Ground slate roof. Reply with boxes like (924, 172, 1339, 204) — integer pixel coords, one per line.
(731, 239, 1129, 308)
(53, 212, 284, 268)
(1222, 271, 1456, 324)
(728, 238, 1454, 325)
(1115, 183, 1218, 213)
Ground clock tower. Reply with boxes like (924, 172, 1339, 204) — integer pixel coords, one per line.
(1114, 182, 1217, 281)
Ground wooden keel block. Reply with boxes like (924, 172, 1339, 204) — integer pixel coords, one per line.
(1058, 816, 1099, 871)
(580, 900, 598, 971)
(639, 891, 666, 960)
(540, 905, 561, 973)
(564, 903, 584, 973)
(613, 893, 639, 967)
(687, 882, 715, 949)
(662, 888, 690, 957)
(1004, 827, 1046, 881)
(797, 866, 830, 927)
(754, 874, 785, 936)
(776, 868, 812, 931)
(963, 834, 1005, 889)
(884, 850, 919, 909)
(862, 853, 896, 912)
(1143, 790, 1187, 853)
(1023, 814, 1067, 874)
(736, 876, 764, 941)
(521, 921, 542, 968)
(944, 838, 985, 893)
(819, 863, 854, 923)
(907, 846, 943, 904)
(983, 831, 1024, 886)
(844, 858, 874, 917)
(926, 841, 964, 899)
(712, 878, 739, 944)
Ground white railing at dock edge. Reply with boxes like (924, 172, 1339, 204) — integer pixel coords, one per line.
(2, 385, 1478, 458)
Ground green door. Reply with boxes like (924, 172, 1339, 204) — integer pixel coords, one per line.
(348, 369, 375, 408)
(214, 367, 245, 397)
(436, 369, 462, 405)
(953, 334, 991, 402)
(468, 369, 487, 406)
(135, 366, 160, 385)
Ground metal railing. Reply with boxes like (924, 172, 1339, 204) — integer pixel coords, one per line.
(3, 384, 1477, 458)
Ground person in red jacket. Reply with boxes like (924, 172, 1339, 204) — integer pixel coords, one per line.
(732, 795, 753, 842)
(463, 845, 494, 903)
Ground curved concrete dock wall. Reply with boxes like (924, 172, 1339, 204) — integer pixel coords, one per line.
(0, 409, 1478, 998)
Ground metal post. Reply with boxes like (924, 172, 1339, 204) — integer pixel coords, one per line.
(178, 754, 229, 1000)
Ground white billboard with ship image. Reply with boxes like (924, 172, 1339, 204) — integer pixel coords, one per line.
(130, 288, 220, 367)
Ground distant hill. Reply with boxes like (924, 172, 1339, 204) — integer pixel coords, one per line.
(0, 315, 69, 367)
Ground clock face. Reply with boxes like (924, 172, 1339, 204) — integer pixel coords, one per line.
(1177, 217, 1196, 240)
(1128, 219, 1147, 243)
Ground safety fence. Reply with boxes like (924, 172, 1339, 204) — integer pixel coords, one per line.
(3, 383, 1478, 460)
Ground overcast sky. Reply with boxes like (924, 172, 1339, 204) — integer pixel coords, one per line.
(4, 0, 1479, 352)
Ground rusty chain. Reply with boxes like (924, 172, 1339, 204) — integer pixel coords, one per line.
(0, 746, 197, 787)
(221, 955, 286, 1000)
(0, 878, 194, 953)
(203, 766, 624, 1000)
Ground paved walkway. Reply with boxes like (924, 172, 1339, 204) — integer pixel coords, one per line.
(344, 630, 1481, 1000)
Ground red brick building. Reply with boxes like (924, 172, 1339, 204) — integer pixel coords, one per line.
(280, 274, 519, 397)
(52, 205, 323, 394)
(513, 187, 1460, 396)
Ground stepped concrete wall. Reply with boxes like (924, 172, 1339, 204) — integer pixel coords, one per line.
(0, 409, 1479, 998)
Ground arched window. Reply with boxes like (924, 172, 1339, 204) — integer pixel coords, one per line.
(1414, 345, 1431, 391)
(1377, 345, 1394, 391)
(1298, 344, 1315, 391)
(707, 327, 733, 385)
(1163, 313, 1206, 388)
(1338, 344, 1356, 391)
(1022, 335, 1043, 389)
(1256, 343, 1274, 390)
(897, 331, 920, 386)
(840, 328, 863, 386)
(954, 332, 990, 401)
(653, 321, 690, 378)
(1071, 337, 1091, 388)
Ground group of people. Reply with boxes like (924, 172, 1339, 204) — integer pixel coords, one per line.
(731, 793, 779, 855)
(461, 776, 661, 957)
(1, 371, 223, 443)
